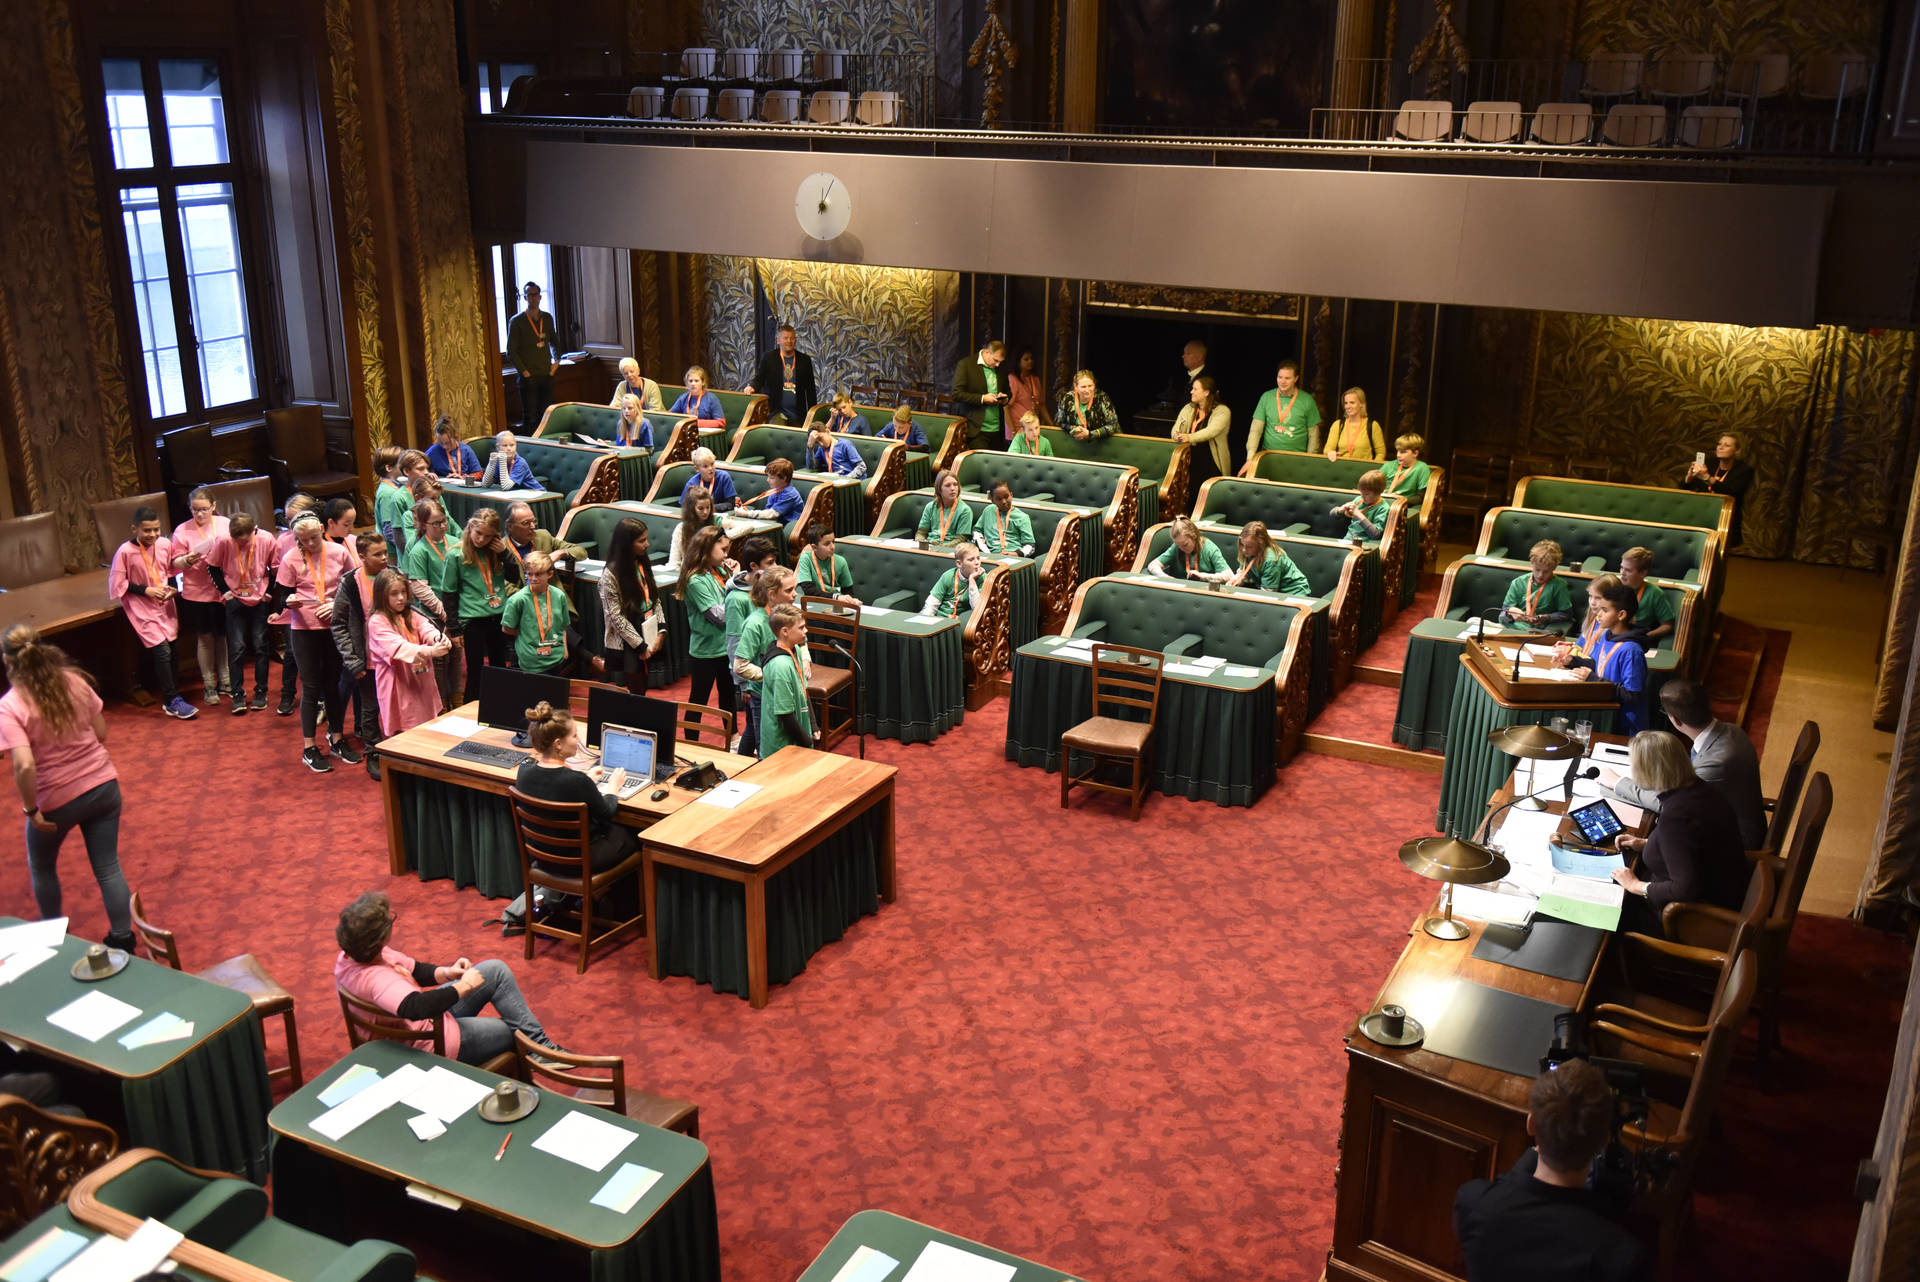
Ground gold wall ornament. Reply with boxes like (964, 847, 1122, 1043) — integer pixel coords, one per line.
(1312, 296, 1334, 410)
(1408, 0, 1470, 99)
(1086, 280, 1302, 321)
(968, 0, 1019, 127)
(1051, 277, 1077, 405)
(325, 0, 391, 450)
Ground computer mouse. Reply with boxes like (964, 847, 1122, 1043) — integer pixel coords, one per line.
(650, 788, 670, 802)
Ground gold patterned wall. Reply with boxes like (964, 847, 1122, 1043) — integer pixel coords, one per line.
(1527, 315, 1916, 565)
(1574, 0, 1883, 59)
(700, 256, 958, 396)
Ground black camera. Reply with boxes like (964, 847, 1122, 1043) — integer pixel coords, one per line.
(1542, 1012, 1674, 1210)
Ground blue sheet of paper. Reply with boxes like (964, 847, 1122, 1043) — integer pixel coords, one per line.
(589, 1162, 662, 1214)
(316, 1062, 382, 1108)
(1550, 842, 1623, 881)
(0, 1227, 88, 1282)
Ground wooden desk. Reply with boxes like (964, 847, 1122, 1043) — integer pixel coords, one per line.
(1329, 766, 1647, 1282)
(0, 572, 143, 698)
(376, 703, 756, 898)
(640, 747, 896, 1008)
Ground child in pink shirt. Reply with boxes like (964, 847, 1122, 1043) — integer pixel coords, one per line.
(366, 568, 451, 737)
(106, 505, 195, 720)
(207, 511, 277, 714)
(270, 494, 320, 717)
(170, 488, 230, 707)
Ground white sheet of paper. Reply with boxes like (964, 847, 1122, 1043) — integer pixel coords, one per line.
(905, 615, 939, 625)
(402, 1065, 495, 1124)
(311, 1062, 429, 1141)
(828, 1245, 901, 1282)
(1538, 667, 1584, 682)
(858, 606, 895, 618)
(1521, 643, 1559, 658)
(46, 991, 142, 1043)
(1451, 884, 1537, 926)
(428, 714, 482, 737)
(0, 918, 66, 959)
(51, 1218, 182, 1282)
(316, 1062, 382, 1108)
(0, 946, 57, 987)
(589, 1162, 663, 1213)
(1548, 873, 1626, 906)
(885, 538, 919, 549)
(1164, 662, 1207, 676)
(531, 1108, 639, 1173)
(407, 1114, 446, 1141)
(1590, 741, 1632, 763)
(1192, 656, 1227, 669)
(695, 780, 763, 810)
(1223, 665, 1261, 677)
(573, 558, 606, 573)
(899, 1241, 1016, 1282)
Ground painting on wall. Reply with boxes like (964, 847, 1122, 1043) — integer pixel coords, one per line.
(1102, 0, 1332, 134)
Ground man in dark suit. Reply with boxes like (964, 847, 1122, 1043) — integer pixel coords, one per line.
(744, 324, 818, 425)
(951, 339, 1008, 449)
(1156, 338, 1210, 406)
(1604, 678, 1767, 850)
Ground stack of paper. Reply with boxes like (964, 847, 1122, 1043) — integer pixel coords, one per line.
(1164, 662, 1209, 677)
(899, 1241, 1016, 1282)
(1452, 884, 1536, 926)
(400, 1065, 495, 1124)
(1538, 875, 1625, 931)
(46, 992, 142, 1043)
(316, 1062, 381, 1107)
(311, 1062, 429, 1140)
(49, 1219, 182, 1282)
(696, 780, 763, 810)
(0, 947, 56, 986)
(117, 1012, 193, 1050)
(1191, 656, 1226, 670)
(0, 918, 66, 958)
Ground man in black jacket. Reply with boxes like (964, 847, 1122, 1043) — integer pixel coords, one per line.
(1453, 1060, 1646, 1281)
(951, 339, 1008, 449)
(744, 324, 818, 425)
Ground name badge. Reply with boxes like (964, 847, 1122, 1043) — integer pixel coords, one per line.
(783, 381, 796, 392)
(488, 596, 502, 608)
(537, 645, 552, 657)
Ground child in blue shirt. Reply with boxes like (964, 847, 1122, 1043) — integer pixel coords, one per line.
(741, 458, 806, 525)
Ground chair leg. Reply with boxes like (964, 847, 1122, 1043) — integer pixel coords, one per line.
(1060, 749, 1072, 809)
(524, 894, 536, 962)
(1128, 755, 1142, 822)
(578, 882, 593, 975)
(281, 1007, 304, 1089)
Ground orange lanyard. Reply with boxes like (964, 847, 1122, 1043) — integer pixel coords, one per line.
(138, 540, 163, 586)
(1591, 634, 1626, 673)
(357, 568, 375, 610)
(396, 610, 420, 646)
(937, 503, 956, 541)
(943, 572, 969, 617)
(1277, 390, 1297, 421)
(232, 535, 255, 587)
(1581, 621, 1604, 654)
(502, 540, 525, 572)
(190, 518, 218, 557)
(425, 535, 448, 565)
(531, 587, 554, 642)
(1387, 465, 1417, 495)
(1341, 419, 1365, 454)
(1073, 396, 1090, 428)
(302, 546, 329, 602)
(1524, 577, 1550, 616)
(995, 508, 1012, 550)
(476, 551, 497, 601)
(529, 312, 545, 343)
(804, 549, 836, 590)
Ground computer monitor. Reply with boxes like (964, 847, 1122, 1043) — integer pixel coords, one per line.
(476, 667, 570, 733)
(586, 685, 680, 750)
(599, 724, 661, 781)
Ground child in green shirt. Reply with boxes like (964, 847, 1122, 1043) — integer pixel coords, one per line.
(1380, 434, 1432, 504)
(500, 550, 575, 674)
(1008, 412, 1054, 456)
(925, 543, 985, 618)
(371, 446, 410, 550)
(676, 524, 737, 726)
(758, 603, 816, 758)
(1150, 515, 1232, 583)
(917, 469, 975, 544)
(796, 525, 858, 603)
(1500, 539, 1574, 628)
(726, 537, 780, 756)
(1332, 470, 1391, 543)
(1229, 521, 1314, 595)
(974, 484, 1036, 557)
(1619, 546, 1677, 644)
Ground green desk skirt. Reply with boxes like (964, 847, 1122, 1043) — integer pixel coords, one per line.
(268, 1135, 721, 1282)
(1137, 484, 1161, 536)
(572, 571, 692, 689)
(443, 486, 565, 534)
(1396, 620, 1678, 754)
(653, 808, 884, 998)
(1434, 662, 1617, 838)
(1106, 571, 1329, 719)
(813, 617, 967, 742)
(992, 557, 1040, 649)
(124, 1015, 273, 1182)
(1005, 647, 1275, 807)
(1401, 506, 1425, 607)
(614, 450, 656, 501)
(902, 452, 932, 492)
(398, 772, 527, 899)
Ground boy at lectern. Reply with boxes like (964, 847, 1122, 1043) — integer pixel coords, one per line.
(1551, 582, 1648, 734)
(1500, 540, 1573, 630)
(1331, 470, 1390, 544)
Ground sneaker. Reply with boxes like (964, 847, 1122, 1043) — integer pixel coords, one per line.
(365, 753, 382, 782)
(231, 700, 248, 717)
(204, 688, 220, 706)
(163, 697, 198, 720)
(250, 691, 269, 711)
(276, 695, 296, 716)
(302, 746, 332, 773)
(330, 737, 363, 765)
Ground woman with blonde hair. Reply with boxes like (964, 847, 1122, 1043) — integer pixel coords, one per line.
(1, 624, 135, 951)
(1057, 369, 1118, 443)
(1324, 387, 1385, 462)
(614, 394, 653, 450)
(1609, 729, 1749, 937)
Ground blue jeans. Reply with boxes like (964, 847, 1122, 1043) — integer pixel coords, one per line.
(24, 781, 131, 940)
(450, 959, 549, 1064)
(225, 600, 272, 696)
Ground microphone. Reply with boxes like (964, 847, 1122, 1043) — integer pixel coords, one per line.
(1475, 774, 1584, 845)
(1470, 606, 1504, 644)
(1562, 763, 1600, 803)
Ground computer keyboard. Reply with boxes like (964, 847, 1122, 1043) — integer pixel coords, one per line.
(601, 779, 650, 801)
(444, 740, 532, 769)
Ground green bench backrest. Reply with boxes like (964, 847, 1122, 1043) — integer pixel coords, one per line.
(1515, 477, 1730, 535)
(732, 425, 894, 475)
(469, 435, 601, 503)
(1077, 579, 1298, 668)
(535, 402, 621, 441)
(1439, 559, 1688, 654)
(954, 452, 1127, 513)
(1483, 508, 1709, 582)
(1249, 451, 1403, 495)
(1037, 428, 1179, 484)
(1199, 479, 1351, 539)
(556, 504, 631, 560)
(839, 540, 963, 604)
(652, 461, 852, 540)
(876, 491, 1076, 550)
(658, 384, 765, 433)
(1141, 524, 1346, 597)
(815, 403, 965, 445)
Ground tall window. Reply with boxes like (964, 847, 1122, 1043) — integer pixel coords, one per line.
(103, 56, 257, 423)
(490, 243, 555, 353)
(477, 60, 539, 114)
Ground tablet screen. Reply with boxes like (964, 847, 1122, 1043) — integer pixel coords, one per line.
(1569, 799, 1624, 844)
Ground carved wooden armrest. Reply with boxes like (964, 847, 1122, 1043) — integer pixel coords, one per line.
(1619, 930, 1726, 973)
(1591, 1002, 1709, 1041)
(1589, 1017, 1705, 1071)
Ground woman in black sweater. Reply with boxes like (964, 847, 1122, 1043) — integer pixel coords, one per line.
(512, 700, 640, 873)
(1681, 432, 1756, 549)
(1609, 730, 1750, 937)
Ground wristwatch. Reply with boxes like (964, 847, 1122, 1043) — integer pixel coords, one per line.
(22, 805, 37, 816)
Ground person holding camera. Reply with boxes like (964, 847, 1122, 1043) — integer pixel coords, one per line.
(1453, 1059, 1647, 1281)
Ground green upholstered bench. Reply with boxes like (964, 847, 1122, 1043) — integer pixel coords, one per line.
(803, 403, 969, 477)
(1062, 575, 1316, 765)
(1477, 505, 1719, 640)
(657, 383, 768, 456)
(950, 449, 1142, 572)
(727, 424, 907, 524)
(470, 434, 623, 509)
(1135, 520, 1363, 700)
(1247, 448, 1448, 587)
(646, 460, 852, 551)
(1513, 476, 1732, 550)
(1195, 476, 1410, 638)
(534, 400, 693, 491)
(1434, 555, 1700, 666)
(833, 535, 1018, 706)
(75, 1149, 414, 1282)
(1038, 428, 1195, 521)
(872, 490, 1095, 634)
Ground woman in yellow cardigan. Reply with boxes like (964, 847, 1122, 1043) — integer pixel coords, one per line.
(1171, 376, 1232, 487)
(1324, 387, 1386, 462)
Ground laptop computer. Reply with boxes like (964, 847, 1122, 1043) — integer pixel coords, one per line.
(599, 723, 673, 797)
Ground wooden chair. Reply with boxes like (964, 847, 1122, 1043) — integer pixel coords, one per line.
(1505, 452, 1567, 499)
(1666, 772, 1832, 1056)
(676, 701, 734, 747)
(1440, 447, 1500, 538)
(1591, 950, 1758, 1276)
(1059, 643, 1165, 822)
(801, 595, 860, 750)
(336, 987, 520, 1079)
(128, 890, 304, 1090)
(507, 785, 645, 974)
(1760, 719, 1819, 855)
(568, 677, 627, 722)
(0, 1094, 120, 1233)
(510, 1031, 699, 1137)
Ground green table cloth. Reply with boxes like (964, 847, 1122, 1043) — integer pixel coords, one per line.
(570, 565, 692, 690)
(1433, 661, 1618, 838)
(807, 603, 968, 742)
(797, 1210, 1086, 1282)
(0, 920, 271, 1180)
(608, 447, 655, 502)
(1396, 619, 1679, 754)
(442, 484, 566, 535)
(1005, 638, 1276, 807)
(653, 802, 886, 998)
(901, 450, 933, 492)
(983, 553, 1040, 649)
(269, 1042, 719, 1282)
(396, 773, 528, 899)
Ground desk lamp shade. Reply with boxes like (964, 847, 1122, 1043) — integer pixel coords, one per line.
(1487, 723, 1580, 760)
(1398, 836, 1512, 940)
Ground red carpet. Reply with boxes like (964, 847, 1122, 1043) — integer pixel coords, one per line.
(1307, 680, 1402, 745)
(0, 662, 1896, 1282)
(1354, 584, 1441, 671)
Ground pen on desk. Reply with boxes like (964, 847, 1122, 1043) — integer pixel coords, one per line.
(495, 1131, 512, 1161)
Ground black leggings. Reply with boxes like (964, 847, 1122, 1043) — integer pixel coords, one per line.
(462, 615, 509, 702)
(288, 628, 343, 739)
(142, 640, 179, 702)
(685, 655, 736, 734)
(614, 645, 649, 694)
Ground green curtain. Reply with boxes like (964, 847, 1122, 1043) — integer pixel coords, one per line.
(399, 773, 523, 898)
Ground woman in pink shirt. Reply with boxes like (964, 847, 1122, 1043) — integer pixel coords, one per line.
(272, 514, 355, 774)
(332, 890, 560, 1064)
(366, 569, 451, 736)
(107, 505, 195, 720)
(170, 487, 231, 708)
(1, 625, 134, 952)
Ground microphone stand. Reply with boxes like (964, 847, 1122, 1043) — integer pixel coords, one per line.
(823, 639, 867, 759)
(1474, 776, 1583, 846)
